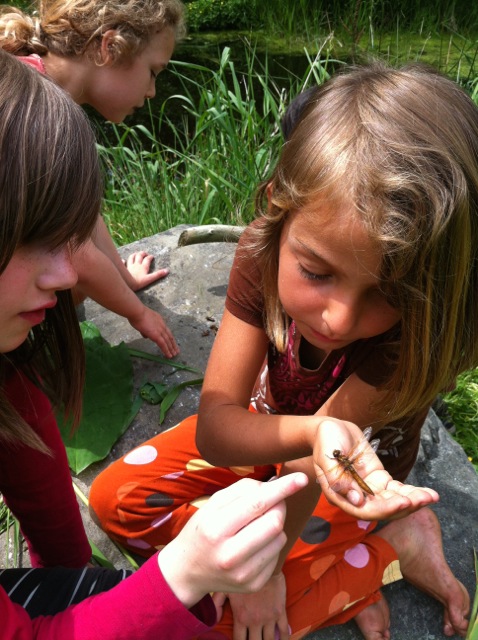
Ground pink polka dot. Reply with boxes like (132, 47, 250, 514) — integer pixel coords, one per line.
(124, 445, 157, 465)
(127, 538, 152, 550)
(328, 590, 351, 614)
(344, 543, 370, 568)
(357, 519, 372, 530)
(162, 471, 184, 480)
(151, 512, 173, 528)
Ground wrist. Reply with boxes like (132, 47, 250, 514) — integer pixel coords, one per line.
(157, 543, 205, 609)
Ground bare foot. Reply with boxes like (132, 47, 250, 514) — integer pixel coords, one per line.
(125, 251, 169, 291)
(376, 507, 469, 637)
(355, 592, 390, 640)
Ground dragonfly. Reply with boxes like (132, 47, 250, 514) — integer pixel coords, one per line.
(325, 426, 380, 497)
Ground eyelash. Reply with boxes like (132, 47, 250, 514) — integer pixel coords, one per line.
(298, 264, 330, 282)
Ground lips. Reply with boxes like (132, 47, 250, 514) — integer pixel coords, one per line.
(19, 301, 56, 326)
(19, 309, 47, 325)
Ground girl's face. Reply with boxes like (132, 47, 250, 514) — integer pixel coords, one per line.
(85, 27, 176, 123)
(0, 243, 77, 353)
(278, 200, 401, 353)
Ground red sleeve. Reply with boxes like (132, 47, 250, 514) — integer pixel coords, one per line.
(0, 371, 91, 568)
(0, 555, 217, 640)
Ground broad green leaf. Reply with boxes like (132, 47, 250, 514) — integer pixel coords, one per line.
(57, 322, 141, 474)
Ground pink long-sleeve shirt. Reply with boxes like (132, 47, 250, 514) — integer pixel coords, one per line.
(0, 371, 216, 638)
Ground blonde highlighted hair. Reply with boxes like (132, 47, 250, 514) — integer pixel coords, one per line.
(0, 0, 185, 63)
(0, 50, 101, 451)
(251, 62, 478, 421)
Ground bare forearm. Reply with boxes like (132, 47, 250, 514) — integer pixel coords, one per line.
(73, 242, 144, 321)
(91, 216, 138, 289)
(197, 402, 318, 467)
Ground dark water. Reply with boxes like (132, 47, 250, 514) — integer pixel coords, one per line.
(92, 30, 478, 148)
(93, 35, 315, 147)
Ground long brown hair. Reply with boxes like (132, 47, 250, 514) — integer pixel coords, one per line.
(250, 62, 478, 421)
(0, 50, 102, 450)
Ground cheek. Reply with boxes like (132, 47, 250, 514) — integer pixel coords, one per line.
(369, 305, 401, 335)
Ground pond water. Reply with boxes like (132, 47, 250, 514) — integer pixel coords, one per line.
(94, 29, 478, 146)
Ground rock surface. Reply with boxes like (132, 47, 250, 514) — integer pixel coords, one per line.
(4, 225, 478, 639)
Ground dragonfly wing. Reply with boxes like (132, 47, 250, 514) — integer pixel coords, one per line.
(349, 428, 380, 465)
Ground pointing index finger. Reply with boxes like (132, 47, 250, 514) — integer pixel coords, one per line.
(212, 472, 308, 537)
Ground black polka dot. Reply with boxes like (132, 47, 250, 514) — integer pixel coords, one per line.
(145, 492, 174, 507)
(300, 516, 331, 544)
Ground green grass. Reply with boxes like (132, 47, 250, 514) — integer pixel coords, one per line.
(443, 370, 478, 473)
(99, 45, 335, 244)
(99, 31, 478, 245)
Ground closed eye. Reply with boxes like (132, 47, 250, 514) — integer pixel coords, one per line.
(298, 264, 330, 282)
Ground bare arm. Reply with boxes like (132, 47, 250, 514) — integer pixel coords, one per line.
(93, 217, 169, 291)
(72, 238, 178, 357)
(197, 309, 320, 466)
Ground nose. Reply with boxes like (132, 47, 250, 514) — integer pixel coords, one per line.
(145, 77, 156, 100)
(322, 295, 359, 338)
(37, 246, 78, 292)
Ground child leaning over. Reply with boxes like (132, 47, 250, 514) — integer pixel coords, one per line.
(90, 62, 475, 639)
(0, 0, 187, 357)
(0, 50, 310, 640)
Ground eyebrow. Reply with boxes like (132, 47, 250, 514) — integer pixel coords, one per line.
(295, 237, 334, 266)
(294, 237, 381, 285)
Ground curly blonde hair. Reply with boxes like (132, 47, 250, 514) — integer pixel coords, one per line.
(0, 0, 185, 63)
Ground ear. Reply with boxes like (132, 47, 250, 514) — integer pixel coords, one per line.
(99, 29, 118, 65)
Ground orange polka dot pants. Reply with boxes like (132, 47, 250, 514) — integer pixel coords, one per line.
(89, 414, 401, 638)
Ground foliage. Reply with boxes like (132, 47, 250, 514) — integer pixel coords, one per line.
(185, 0, 254, 32)
(443, 369, 478, 473)
(55, 323, 204, 474)
(140, 378, 203, 424)
(99, 45, 335, 244)
(467, 549, 478, 639)
(0, 496, 20, 568)
(57, 322, 140, 474)
(182, 0, 478, 35)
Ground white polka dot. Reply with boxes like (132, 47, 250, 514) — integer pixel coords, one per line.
(124, 445, 158, 465)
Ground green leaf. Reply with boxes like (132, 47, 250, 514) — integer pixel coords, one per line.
(158, 378, 203, 424)
(89, 541, 116, 569)
(140, 381, 169, 404)
(57, 322, 141, 474)
(467, 549, 478, 639)
(127, 347, 203, 375)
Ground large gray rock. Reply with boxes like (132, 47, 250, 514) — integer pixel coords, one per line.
(3, 225, 476, 639)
